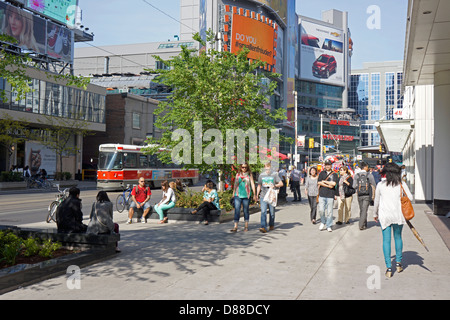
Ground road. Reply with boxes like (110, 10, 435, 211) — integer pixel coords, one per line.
(0, 188, 161, 226)
(0, 183, 205, 227)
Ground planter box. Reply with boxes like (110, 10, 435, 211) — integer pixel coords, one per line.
(130, 205, 260, 224)
(0, 225, 119, 295)
(0, 181, 27, 191)
(148, 207, 222, 223)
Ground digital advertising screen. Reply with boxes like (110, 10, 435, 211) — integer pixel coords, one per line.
(230, 13, 275, 66)
(0, 2, 75, 63)
(0, 1, 46, 54)
(300, 19, 345, 86)
(26, 0, 78, 27)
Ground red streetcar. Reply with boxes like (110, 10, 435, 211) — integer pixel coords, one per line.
(97, 144, 199, 191)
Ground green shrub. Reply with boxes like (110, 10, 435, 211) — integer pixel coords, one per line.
(38, 239, 62, 258)
(0, 171, 23, 182)
(0, 231, 23, 265)
(22, 237, 41, 257)
(0, 231, 63, 266)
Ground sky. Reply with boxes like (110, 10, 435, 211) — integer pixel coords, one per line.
(75, 0, 408, 70)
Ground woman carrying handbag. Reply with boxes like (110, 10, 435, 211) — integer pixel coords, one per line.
(373, 163, 413, 278)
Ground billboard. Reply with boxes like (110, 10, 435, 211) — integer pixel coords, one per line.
(0, 1, 46, 54)
(26, 0, 78, 28)
(254, 0, 287, 23)
(300, 19, 345, 86)
(0, 2, 74, 63)
(231, 13, 275, 66)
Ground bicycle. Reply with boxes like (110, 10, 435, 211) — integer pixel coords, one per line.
(116, 184, 133, 213)
(27, 176, 52, 189)
(47, 184, 69, 223)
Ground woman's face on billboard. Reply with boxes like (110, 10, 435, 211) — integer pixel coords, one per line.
(8, 12, 23, 37)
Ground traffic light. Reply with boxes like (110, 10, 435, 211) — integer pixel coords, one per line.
(379, 144, 383, 153)
(309, 138, 315, 149)
(323, 146, 327, 154)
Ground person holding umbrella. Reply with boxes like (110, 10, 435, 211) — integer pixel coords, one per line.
(373, 163, 413, 278)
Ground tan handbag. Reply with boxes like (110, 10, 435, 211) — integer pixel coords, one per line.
(400, 185, 414, 221)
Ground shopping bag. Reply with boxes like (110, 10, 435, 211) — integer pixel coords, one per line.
(263, 188, 278, 207)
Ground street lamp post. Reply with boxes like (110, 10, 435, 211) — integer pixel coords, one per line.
(324, 131, 340, 154)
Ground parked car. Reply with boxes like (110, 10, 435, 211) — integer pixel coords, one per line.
(312, 54, 337, 78)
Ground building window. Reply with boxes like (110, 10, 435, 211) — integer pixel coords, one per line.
(0, 77, 106, 124)
(133, 113, 141, 129)
(385, 72, 395, 120)
(349, 74, 369, 120)
(371, 73, 380, 121)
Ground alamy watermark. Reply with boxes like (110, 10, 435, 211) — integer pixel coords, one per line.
(66, 265, 81, 290)
(367, 5, 381, 30)
(366, 265, 381, 290)
(171, 121, 281, 170)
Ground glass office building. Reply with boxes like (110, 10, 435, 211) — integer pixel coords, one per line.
(349, 61, 404, 147)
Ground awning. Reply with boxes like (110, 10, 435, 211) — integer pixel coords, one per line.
(357, 145, 384, 154)
(375, 120, 415, 153)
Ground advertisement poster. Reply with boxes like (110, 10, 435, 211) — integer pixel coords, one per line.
(25, 141, 57, 176)
(26, 0, 78, 27)
(231, 13, 275, 66)
(0, 2, 74, 63)
(0, 1, 46, 54)
(300, 19, 345, 86)
(47, 20, 73, 62)
(254, 0, 288, 23)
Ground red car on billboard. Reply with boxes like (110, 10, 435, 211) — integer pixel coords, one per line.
(312, 54, 337, 79)
(301, 34, 320, 48)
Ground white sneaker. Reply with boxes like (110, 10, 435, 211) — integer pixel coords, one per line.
(319, 223, 325, 231)
(327, 227, 333, 232)
(140, 217, 146, 224)
(126, 219, 132, 224)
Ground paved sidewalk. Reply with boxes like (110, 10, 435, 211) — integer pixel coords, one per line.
(1, 197, 449, 300)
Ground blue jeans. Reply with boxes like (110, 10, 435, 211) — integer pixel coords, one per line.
(318, 197, 334, 228)
(260, 200, 275, 231)
(234, 197, 250, 223)
(382, 224, 403, 269)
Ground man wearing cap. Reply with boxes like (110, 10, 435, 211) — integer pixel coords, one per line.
(317, 160, 338, 232)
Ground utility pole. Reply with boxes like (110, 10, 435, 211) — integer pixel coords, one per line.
(294, 91, 298, 168)
(320, 113, 324, 162)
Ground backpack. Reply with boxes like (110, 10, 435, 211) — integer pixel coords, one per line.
(357, 172, 370, 196)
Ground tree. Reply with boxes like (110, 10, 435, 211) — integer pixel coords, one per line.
(144, 31, 289, 187)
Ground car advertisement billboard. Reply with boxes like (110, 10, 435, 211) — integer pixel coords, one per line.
(300, 19, 345, 86)
(25, 0, 78, 28)
(231, 13, 275, 67)
(0, 2, 74, 63)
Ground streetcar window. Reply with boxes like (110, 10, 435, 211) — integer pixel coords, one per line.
(139, 155, 149, 168)
(98, 152, 123, 170)
(123, 153, 137, 168)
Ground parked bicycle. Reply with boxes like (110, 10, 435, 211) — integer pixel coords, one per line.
(116, 184, 133, 213)
(27, 176, 52, 189)
(47, 184, 69, 223)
